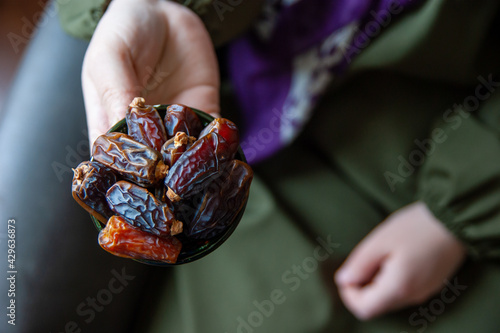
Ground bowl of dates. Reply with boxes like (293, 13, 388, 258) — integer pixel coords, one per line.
(72, 98, 253, 266)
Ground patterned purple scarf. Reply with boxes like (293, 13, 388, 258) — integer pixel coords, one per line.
(227, 0, 422, 164)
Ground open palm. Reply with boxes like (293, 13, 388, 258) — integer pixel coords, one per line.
(82, 0, 219, 145)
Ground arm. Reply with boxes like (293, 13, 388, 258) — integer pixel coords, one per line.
(335, 87, 500, 320)
(417, 91, 500, 259)
(335, 201, 466, 320)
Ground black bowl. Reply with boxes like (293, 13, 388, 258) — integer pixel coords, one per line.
(90, 105, 248, 266)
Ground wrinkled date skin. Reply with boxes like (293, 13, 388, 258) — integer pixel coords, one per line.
(165, 132, 233, 200)
(72, 97, 254, 263)
(127, 97, 167, 151)
(160, 132, 196, 167)
(199, 118, 239, 156)
(72, 161, 117, 223)
(164, 104, 203, 138)
(106, 181, 182, 237)
(185, 160, 253, 239)
(92, 132, 167, 186)
(99, 215, 182, 263)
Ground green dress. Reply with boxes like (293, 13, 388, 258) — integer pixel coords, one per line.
(58, 1, 500, 332)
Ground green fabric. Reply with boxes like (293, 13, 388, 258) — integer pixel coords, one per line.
(57, 0, 500, 331)
(56, 0, 109, 40)
(344, 0, 500, 260)
(56, 0, 264, 46)
(144, 109, 500, 331)
(146, 0, 500, 331)
(417, 105, 500, 260)
(145, 157, 381, 332)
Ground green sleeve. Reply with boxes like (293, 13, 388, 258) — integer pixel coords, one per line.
(57, 0, 264, 46)
(347, 0, 500, 261)
(416, 90, 500, 260)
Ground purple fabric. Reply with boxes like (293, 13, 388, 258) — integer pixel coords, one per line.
(228, 0, 423, 164)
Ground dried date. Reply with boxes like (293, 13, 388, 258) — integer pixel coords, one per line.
(99, 215, 182, 263)
(199, 118, 239, 156)
(126, 97, 167, 151)
(106, 181, 182, 237)
(73, 96, 253, 264)
(185, 160, 253, 239)
(92, 132, 168, 186)
(160, 132, 196, 167)
(72, 161, 117, 223)
(164, 104, 203, 138)
(164, 132, 233, 201)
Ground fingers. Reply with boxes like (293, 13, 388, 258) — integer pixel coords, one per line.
(335, 231, 388, 287)
(335, 231, 392, 320)
(82, 0, 221, 148)
(335, 202, 468, 321)
(169, 85, 220, 119)
(158, 1, 220, 118)
(338, 255, 410, 320)
(81, 81, 108, 148)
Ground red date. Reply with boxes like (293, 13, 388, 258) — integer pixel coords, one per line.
(126, 97, 167, 151)
(164, 104, 203, 138)
(164, 132, 233, 201)
(99, 215, 182, 263)
(199, 118, 239, 156)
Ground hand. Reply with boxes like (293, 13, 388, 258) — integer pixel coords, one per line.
(82, 0, 220, 145)
(335, 201, 466, 320)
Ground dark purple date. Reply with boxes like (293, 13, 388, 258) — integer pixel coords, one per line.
(164, 132, 233, 201)
(106, 181, 182, 237)
(164, 104, 203, 138)
(72, 161, 117, 223)
(185, 160, 253, 239)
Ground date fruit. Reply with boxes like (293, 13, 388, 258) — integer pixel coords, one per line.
(164, 132, 233, 201)
(164, 104, 203, 138)
(99, 215, 182, 263)
(92, 132, 168, 186)
(72, 161, 117, 223)
(199, 118, 239, 156)
(106, 181, 182, 237)
(185, 160, 253, 239)
(73, 97, 253, 264)
(160, 132, 196, 167)
(127, 97, 167, 151)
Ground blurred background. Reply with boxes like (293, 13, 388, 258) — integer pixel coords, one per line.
(0, 0, 48, 120)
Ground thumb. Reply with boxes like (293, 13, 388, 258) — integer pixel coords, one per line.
(335, 235, 388, 287)
(82, 40, 140, 146)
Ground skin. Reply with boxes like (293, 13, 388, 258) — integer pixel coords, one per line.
(335, 201, 466, 320)
(82, 0, 467, 321)
(82, 0, 220, 146)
